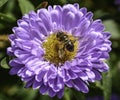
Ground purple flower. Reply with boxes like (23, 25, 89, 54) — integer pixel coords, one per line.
(115, 0, 120, 4)
(7, 3, 111, 98)
(115, 0, 120, 11)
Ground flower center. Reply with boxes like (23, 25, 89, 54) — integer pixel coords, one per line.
(42, 32, 78, 66)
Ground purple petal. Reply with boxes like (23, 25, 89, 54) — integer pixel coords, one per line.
(32, 80, 42, 89)
(57, 89, 64, 99)
(65, 80, 73, 87)
(35, 70, 46, 82)
(37, 9, 52, 34)
(48, 88, 56, 97)
(92, 69, 102, 80)
(39, 84, 48, 94)
(48, 76, 64, 92)
(73, 78, 89, 93)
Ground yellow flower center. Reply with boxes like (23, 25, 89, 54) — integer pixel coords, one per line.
(42, 32, 78, 66)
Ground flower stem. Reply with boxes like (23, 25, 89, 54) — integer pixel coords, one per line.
(102, 68, 112, 100)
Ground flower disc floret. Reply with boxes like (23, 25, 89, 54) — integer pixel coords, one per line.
(43, 33, 78, 65)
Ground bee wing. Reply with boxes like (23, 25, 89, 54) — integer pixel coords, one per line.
(58, 48, 65, 59)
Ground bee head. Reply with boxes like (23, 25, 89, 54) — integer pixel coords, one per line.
(56, 31, 63, 38)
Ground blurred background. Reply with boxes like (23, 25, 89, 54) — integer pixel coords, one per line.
(0, 0, 120, 100)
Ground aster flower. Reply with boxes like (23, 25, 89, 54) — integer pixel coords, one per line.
(115, 0, 120, 5)
(7, 3, 111, 98)
(115, 0, 120, 11)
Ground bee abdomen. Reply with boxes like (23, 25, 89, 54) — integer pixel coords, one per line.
(65, 42, 74, 52)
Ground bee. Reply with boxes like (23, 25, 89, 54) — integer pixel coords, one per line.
(56, 31, 76, 59)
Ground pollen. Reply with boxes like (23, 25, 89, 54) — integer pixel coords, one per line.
(42, 33, 78, 66)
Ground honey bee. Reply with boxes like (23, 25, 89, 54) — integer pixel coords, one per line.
(56, 31, 76, 59)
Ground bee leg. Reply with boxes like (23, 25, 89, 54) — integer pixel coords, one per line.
(58, 49, 64, 59)
(58, 44, 65, 59)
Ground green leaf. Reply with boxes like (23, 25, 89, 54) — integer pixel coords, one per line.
(40, 95, 52, 100)
(72, 89, 85, 100)
(64, 88, 72, 100)
(102, 69, 112, 100)
(0, 13, 16, 22)
(103, 20, 120, 39)
(95, 81, 103, 90)
(18, 0, 35, 15)
(94, 10, 109, 19)
(0, 0, 8, 7)
(0, 57, 10, 69)
(59, 0, 67, 4)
